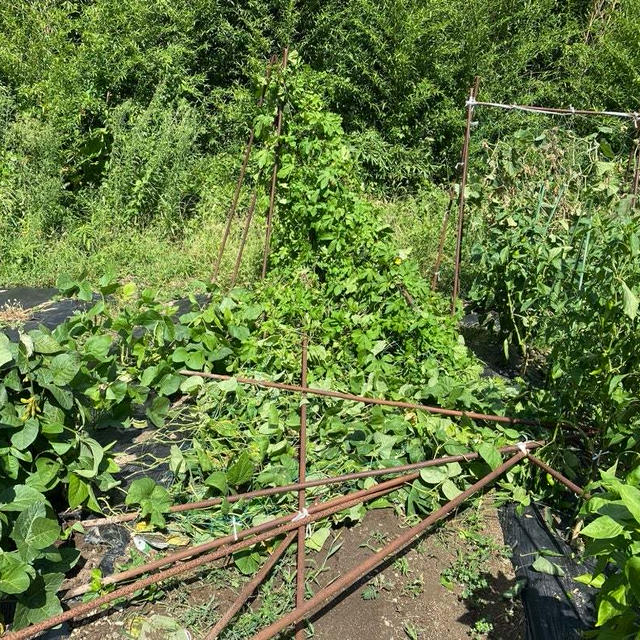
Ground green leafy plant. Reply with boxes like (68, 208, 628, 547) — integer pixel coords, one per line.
(576, 464, 640, 638)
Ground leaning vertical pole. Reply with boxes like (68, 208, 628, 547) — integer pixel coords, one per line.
(631, 116, 640, 209)
(230, 187, 259, 288)
(295, 334, 308, 640)
(451, 77, 479, 315)
(261, 47, 289, 279)
(431, 190, 455, 290)
(212, 56, 276, 283)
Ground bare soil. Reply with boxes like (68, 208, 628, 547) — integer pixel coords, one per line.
(63, 498, 522, 640)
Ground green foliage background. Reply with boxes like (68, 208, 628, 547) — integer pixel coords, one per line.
(1, 0, 639, 285)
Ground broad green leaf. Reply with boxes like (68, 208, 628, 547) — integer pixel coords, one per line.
(596, 583, 627, 627)
(13, 573, 64, 628)
(67, 473, 89, 509)
(84, 335, 112, 360)
(49, 353, 81, 386)
(531, 556, 565, 576)
(29, 330, 62, 355)
(11, 419, 39, 450)
(441, 479, 462, 500)
(626, 557, 640, 602)
(477, 443, 502, 470)
(0, 485, 47, 512)
(581, 515, 624, 539)
(126, 478, 156, 506)
(619, 484, 640, 524)
(218, 378, 238, 393)
(227, 452, 254, 487)
(180, 375, 204, 394)
(419, 466, 448, 484)
(234, 549, 260, 575)
(0, 333, 14, 367)
(306, 527, 331, 551)
(575, 573, 605, 588)
(0, 553, 34, 595)
(146, 396, 170, 427)
(11, 503, 61, 552)
(158, 374, 182, 396)
(204, 471, 228, 495)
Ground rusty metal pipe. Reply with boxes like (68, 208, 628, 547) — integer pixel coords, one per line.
(10, 483, 400, 640)
(230, 188, 259, 287)
(295, 336, 308, 640)
(203, 531, 296, 640)
(250, 451, 527, 640)
(261, 47, 289, 279)
(211, 56, 276, 283)
(63, 469, 428, 600)
(527, 454, 586, 497)
(451, 77, 479, 315)
(179, 369, 536, 426)
(74, 443, 541, 529)
(431, 191, 455, 291)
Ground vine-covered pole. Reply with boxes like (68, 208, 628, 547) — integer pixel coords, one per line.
(251, 450, 527, 640)
(212, 55, 276, 283)
(451, 76, 479, 315)
(296, 335, 308, 640)
(261, 47, 289, 279)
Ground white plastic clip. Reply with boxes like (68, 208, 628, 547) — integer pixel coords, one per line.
(569, 105, 575, 114)
(516, 441, 529, 456)
(232, 516, 238, 541)
(292, 508, 309, 523)
(466, 94, 476, 108)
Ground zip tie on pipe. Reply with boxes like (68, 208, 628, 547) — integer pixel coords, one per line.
(465, 94, 476, 108)
(569, 105, 575, 114)
(292, 508, 309, 523)
(516, 441, 529, 456)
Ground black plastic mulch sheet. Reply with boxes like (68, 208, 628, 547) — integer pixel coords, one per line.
(500, 503, 596, 640)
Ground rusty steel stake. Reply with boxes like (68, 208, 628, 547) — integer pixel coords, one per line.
(74, 443, 542, 529)
(261, 47, 289, 279)
(230, 187, 259, 287)
(528, 454, 586, 497)
(295, 336, 308, 640)
(9, 483, 402, 640)
(179, 369, 537, 426)
(211, 55, 277, 283)
(451, 77, 479, 315)
(204, 531, 297, 640)
(431, 190, 455, 291)
(250, 451, 527, 640)
(631, 118, 640, 208)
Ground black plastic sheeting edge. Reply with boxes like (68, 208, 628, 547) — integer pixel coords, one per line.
(499, 503, 596, 640)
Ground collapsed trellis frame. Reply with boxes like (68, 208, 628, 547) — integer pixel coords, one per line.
(434, 83, 640, 314)
(10, 347, 582, 640)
